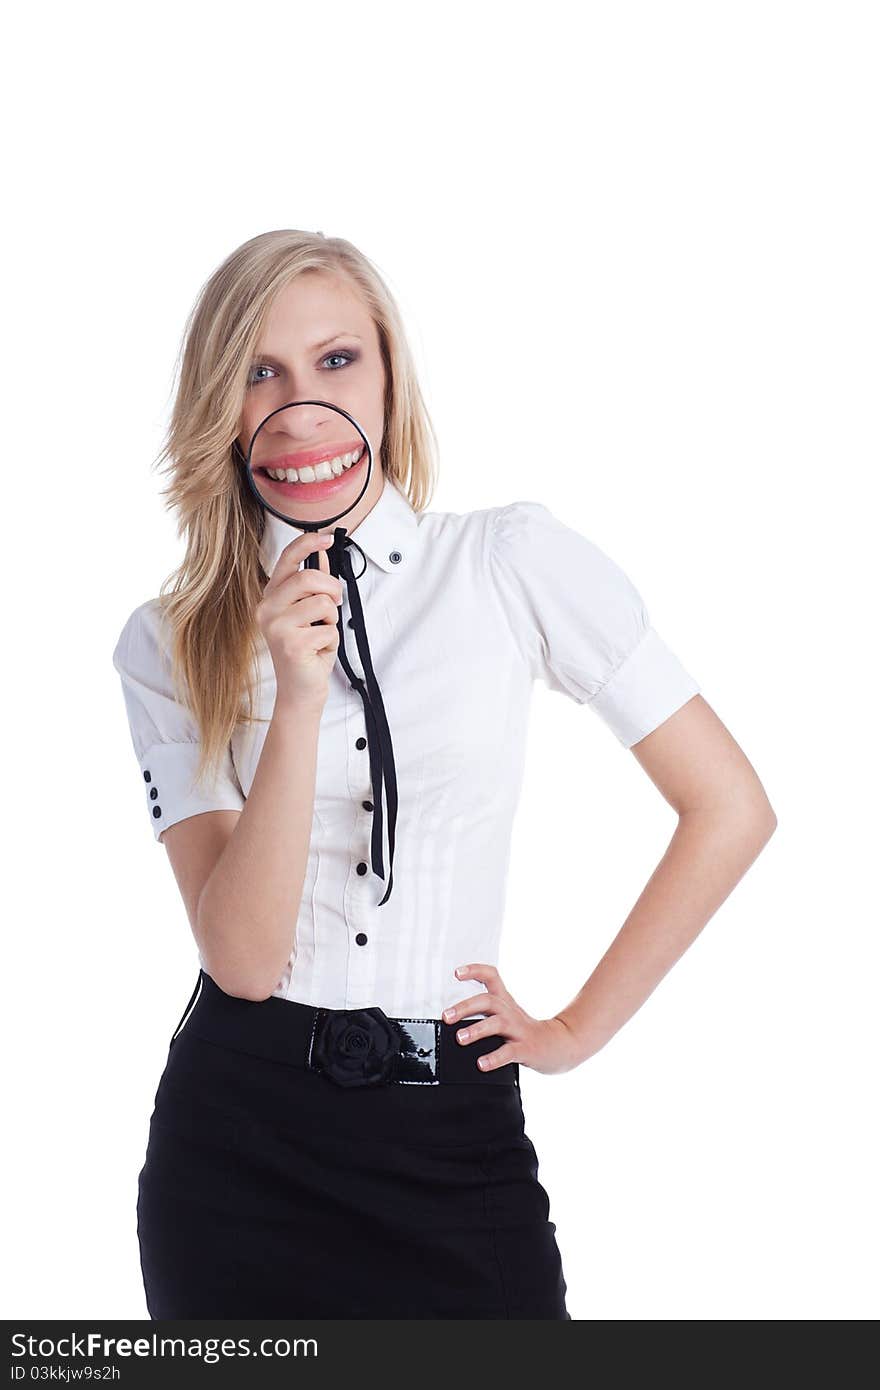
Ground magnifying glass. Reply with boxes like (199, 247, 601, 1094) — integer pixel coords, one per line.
(236, 399, 396, 906)
(240, 399, 374, 598)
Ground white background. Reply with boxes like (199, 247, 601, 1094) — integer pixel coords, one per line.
(3, 0, 877, 1321)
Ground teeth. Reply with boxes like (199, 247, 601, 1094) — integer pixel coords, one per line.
(266, 446, 363, 483)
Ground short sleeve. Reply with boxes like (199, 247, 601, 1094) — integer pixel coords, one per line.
(488, 501, 701, 747)
(111, 599, 246, 841)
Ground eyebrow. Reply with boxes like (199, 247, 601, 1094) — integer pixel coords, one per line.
(311, 331, 362, 352)
(254, 332, 363, 359)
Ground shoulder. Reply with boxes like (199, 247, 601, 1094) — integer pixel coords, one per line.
(111, 596, 172, 678)
(420, 497, 579, 548)
(485, 498, 643, 592)
(486, 499, 559, 550)
(414, 498, 624, 592)
(485, 498, 613, 555)
(413, 497, 551, 555)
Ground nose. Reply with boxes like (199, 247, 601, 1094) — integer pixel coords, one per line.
(267, 403, 333, 440)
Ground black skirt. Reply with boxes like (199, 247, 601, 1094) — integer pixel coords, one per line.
(136, 970, 571, 1319)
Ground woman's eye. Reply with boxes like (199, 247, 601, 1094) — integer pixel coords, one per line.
(322, 350, 358, 370)
(249, 364, 277, 384)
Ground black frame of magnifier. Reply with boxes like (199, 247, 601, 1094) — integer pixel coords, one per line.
(237, 398, 374, 532)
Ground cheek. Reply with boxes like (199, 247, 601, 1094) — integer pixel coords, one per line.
(238, 402, 275, 450)
(360, 405, 384, 457)
(342, 397, 382, 459)
(236, 411, 255, 446)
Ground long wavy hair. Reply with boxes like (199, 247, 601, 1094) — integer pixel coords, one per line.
(152, 229, 439, 793)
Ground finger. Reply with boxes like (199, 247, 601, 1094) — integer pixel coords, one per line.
(265, 531, 334, 593)
(270, 592, 341, 628)
(455, 963, 504, 992)
(261, 566, 343, 617)
(453, 1017, 510, 1046)
(442, 993, 495, 1023)
(476, 1042, 518, 1071)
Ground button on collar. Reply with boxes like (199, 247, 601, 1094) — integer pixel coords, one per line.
(258, 473, 421, 579)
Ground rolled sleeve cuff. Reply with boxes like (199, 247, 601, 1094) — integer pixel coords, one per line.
(138, 740, 246, 842)
(590, 626, 701, 749)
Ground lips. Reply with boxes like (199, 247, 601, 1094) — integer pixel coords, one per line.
(260, 439, 364, 471)
(254, 449, 367, 501)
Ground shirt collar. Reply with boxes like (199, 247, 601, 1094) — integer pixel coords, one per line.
(258, 472, 422, 579)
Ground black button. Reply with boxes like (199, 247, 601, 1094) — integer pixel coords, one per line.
(355, 932, 368, 946)
(347, 618, 355, 628)
(389, 550, 402, 564)
(356, 862, 368, 875)
(356, 736, 367, 749)
(362, 800, 373, 812)
(152, 806, 162, 819)
(149, 788, 158, 801)
(143, 770, 151, 783)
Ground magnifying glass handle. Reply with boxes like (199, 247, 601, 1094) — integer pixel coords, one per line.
(305, 546, 327, 626)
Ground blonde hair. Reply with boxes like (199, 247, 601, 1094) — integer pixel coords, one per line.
(152, 229, 439, 792)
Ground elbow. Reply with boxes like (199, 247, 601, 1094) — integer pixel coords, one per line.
(754, 794, 778, 844)
(236, 972, 281, 1003)
(740, 797, 779, 849)
(740, 799, 779, 860)
(233, 982, 277, 1003)
(681, 791, 778, 847)
(195, 908, 282, 1002)
(200, 958, 278, 1003)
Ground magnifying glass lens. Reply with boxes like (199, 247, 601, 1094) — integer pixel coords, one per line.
(245, 401, 371, 526)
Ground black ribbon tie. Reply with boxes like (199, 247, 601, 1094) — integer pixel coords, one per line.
(325, 526, 398, 906)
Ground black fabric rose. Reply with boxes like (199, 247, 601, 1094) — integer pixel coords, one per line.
(311, 1007, 400, 1088)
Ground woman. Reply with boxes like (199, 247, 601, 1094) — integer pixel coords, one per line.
(112, 229, 777, 1319)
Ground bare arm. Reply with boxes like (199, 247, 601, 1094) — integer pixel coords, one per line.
(553, 694, 778, 1063)
(193, 704, 324, 1001)
(160, 529, 342, 1002)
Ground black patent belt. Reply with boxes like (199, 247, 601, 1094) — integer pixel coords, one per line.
(169, 969, 519, 1089)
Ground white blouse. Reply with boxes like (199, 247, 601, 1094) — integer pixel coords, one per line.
(112, 474, 701, 1017)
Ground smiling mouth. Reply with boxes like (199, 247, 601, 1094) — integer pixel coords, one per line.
(256, 443, 366, 484)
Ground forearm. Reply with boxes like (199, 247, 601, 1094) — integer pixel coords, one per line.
(196, 703, 322, 1000)
(554, 802, 777, 1064)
